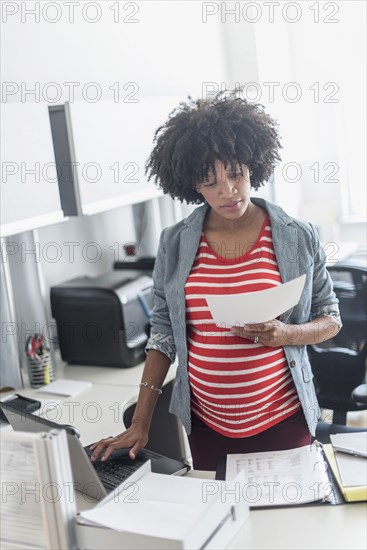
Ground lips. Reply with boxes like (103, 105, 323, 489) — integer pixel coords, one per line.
(223, 201, 239, 207)
(221, 200, 242, 208)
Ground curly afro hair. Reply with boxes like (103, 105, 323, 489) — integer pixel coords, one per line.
(144, 89, 282, 204)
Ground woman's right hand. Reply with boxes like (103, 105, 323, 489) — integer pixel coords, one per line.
(88, 421, 149, 462)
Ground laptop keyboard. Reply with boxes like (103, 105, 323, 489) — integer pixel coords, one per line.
(83, 446, 158, 490)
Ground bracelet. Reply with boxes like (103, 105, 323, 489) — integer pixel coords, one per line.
(139, 381, 163, 395)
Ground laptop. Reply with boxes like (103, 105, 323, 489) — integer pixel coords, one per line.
(0, 402, 190, 500)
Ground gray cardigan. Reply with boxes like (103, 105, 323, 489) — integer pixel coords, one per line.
(146, 198, 341, 436)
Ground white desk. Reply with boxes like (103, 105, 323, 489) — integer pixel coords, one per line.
(18, 355, 178, 444)
(5, 364, 367, 550)
(24, 382, 142, 445)
(59, 359, 148, 386)
(185, 470, 366, 550)
(229, 500, 366, 550)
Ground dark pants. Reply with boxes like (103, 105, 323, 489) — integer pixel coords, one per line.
(188, 408, 311, 471)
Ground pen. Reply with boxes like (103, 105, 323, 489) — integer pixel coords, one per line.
(333, 447, 367, 459)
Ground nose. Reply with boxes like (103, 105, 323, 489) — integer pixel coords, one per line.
(217, 176, 237, 197)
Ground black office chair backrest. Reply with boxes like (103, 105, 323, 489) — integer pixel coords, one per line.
(308, 342, 367, 424)
(327, 264, 366, 320)
(325, 264, 367, 351)
(309, 343, 366, 399)
(123, 379, 187, 463)
(310, 262, 367, 425)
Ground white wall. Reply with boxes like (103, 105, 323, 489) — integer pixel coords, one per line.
(254, 1, 366, 242)
(2, 1, 227, 101)
(217, 1, 366, 243)
(1, 1, 230, 377)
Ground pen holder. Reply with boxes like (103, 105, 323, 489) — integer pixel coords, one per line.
(26, 351, 55, 388)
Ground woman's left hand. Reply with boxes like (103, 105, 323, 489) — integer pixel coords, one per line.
(231, 319, 293, 347)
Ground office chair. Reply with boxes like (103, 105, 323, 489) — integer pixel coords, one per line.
(352, 382, 367, 405)
(325, 264, 367, 351)
(123, 379, 189, 463)
(314, 380, 367, 444)
(308, 342, 367, 425)
(308, 261, 367, 426)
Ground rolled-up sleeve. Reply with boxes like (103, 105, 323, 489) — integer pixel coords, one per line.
(145, 332, 176, 363)
(309, 223, 342, 327)
(145, 229, 177, 363)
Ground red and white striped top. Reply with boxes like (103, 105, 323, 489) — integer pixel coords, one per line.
(185, 214, 300, 438)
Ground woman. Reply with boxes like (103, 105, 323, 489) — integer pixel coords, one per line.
(90, 91, 341, 470)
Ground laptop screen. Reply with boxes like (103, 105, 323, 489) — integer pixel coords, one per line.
(0, 402, 80, 436)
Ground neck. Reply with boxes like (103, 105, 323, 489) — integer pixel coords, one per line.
(206, 200, 260, 232)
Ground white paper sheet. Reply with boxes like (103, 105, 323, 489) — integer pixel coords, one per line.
(204, 274, 306, 327)
(36, 379, 92, 397)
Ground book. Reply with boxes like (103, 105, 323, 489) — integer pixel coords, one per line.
(217, 443, 339, 507)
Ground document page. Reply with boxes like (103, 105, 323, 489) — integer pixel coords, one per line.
(225, 444, 330, 507)
(205, 274, 306, 327)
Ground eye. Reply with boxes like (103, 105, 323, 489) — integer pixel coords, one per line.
(202, 181, 216, 188)
(229, 172, 242, 179)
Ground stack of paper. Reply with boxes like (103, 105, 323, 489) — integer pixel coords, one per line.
(77, 462, 249, 549)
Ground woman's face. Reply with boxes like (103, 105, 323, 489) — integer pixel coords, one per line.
(195, 160, 252, 222)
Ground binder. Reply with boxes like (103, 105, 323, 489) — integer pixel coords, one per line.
(0, 430, 77, 549)
(215, 442, 345, 507)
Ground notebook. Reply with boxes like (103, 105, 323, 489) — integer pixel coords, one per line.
(0, 402, 190, 501)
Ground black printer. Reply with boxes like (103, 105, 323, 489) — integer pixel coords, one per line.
(50, 271, 154, 368)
